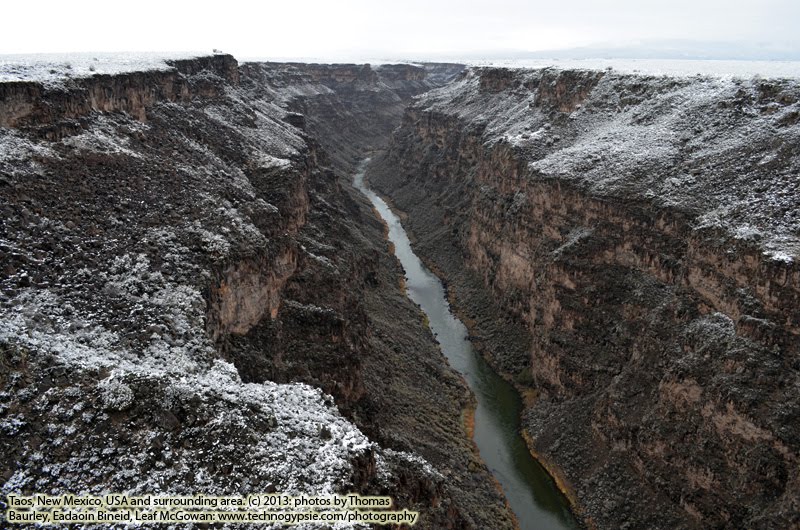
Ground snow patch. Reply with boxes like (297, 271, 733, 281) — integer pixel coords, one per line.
(0, 52, 207, 87)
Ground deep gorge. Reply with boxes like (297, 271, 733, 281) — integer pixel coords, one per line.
(1, 55, 798, 529)
(368, 67, 800, 529)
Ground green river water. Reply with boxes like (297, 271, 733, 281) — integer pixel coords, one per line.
(354, 162, 579, 530)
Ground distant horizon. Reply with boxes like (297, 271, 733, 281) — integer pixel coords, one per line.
(3, 0, 798, 61)
(5, 39, 800, 63)
(408, 39, 800, 62)
(4, 41, 800, 66)
(4, 51, 800, 83)
(6, 39, 800, 61)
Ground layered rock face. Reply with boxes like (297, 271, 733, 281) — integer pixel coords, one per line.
(369, 67, 800, 528)
(0, 55, 239, 129)
(243, 61, 463, 174)
(0, 56, 511, 529)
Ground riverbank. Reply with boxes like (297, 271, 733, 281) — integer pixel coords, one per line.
(355, 161, 579, 530)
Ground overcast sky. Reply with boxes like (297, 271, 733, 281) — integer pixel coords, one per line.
(2, 0, 798, 60)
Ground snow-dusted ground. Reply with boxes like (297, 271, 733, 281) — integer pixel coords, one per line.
(417, 67, 800, 261)
(455, 58, 800, 79)
(239, 55, 800, 79)
(331, 57, 800, 79)
(0, 55, 441, 527)
(0, 52, 209, 86)
(5, 52, 800, 83)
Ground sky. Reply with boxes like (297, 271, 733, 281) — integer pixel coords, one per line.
(2, 0, 799, 60)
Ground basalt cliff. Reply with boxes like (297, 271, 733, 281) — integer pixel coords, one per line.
(368, 67, 800, 528)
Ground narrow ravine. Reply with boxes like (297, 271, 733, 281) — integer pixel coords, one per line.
(354, 160, 579, 530)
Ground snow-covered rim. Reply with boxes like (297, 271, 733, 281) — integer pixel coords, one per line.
(0, 51, 214, 87)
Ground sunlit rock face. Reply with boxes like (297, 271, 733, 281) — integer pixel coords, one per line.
(369, 66, 800, 529)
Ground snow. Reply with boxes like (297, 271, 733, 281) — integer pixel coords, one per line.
(98, 374, 135, 411)
(0, 58, 460, 528)
(0, 281, 383, 499)
(765, 250, 794, 263)
(0, 57, 446, 515)
(0, 129, 58, 179)
(0, 217, 385, 502)
(61, 114, 148, 158)
(456, 58, 800, 79)
(0, 52, 207, 87)
(0, 129, 56, 162)
(417, 66, 800, 261)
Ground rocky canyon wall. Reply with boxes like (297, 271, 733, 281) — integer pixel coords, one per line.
(369, 67, 800, 529)
(0, 56, 510, 529)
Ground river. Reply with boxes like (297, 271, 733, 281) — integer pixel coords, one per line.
(354, 161, 579, 530)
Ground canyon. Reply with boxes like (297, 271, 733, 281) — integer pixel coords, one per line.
(1, 53, 798, 529)
(0, 55, 512, 528)
(368, 67, 799, 528)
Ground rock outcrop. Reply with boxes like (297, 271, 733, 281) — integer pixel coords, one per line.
(368, 67, 800, 529)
